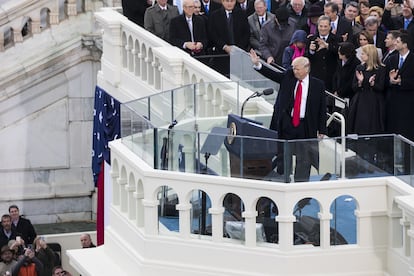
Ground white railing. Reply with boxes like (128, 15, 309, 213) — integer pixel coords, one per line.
(0, 0, 104, 51)
(108, 138, 414, 275)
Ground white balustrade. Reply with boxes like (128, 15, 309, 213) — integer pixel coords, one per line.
(109, 138, 414, 275)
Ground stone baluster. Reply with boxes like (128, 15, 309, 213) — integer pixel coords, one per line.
(276, 215, 296, 250)
(65, 0, 78, 16)
(143, 199, 159, 235)
(319, 212, 333, 248)
(177, 203, 192, 239)
(243, 211, 258, 247)
(210, 207, 225, 242)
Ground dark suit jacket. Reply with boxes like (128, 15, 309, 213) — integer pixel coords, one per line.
(385, 52, 414, 141)
(169, 14, 209, 55)
(375, 30, 387, 55)
(200, 0, 221, 16)
(12, 217, 37, 245)
(305, 33, 339, 91)
(257, 65, 327, 138)
(0, 229, 17, 249)
(382, 48, 398, 64)
(382, 10, 414, 50)
(235, 0, 255, 17)
(336, 16, 353, 42)
(122, 0, 151, 27)
(208, 7, 250, 52)
(332, 55, 361, 99)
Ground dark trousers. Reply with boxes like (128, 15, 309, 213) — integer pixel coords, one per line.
(277, 120, 312, 182)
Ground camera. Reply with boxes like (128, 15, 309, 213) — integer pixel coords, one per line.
(309, 36, 319, 50)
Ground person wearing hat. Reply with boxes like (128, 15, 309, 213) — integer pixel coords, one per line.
(282, 29, 308, 69)
(0, 245, 17, 276)
(259, 6, 297, 65)
(304, 3, 324, 35)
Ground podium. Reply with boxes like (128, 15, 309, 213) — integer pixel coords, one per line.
(224, 114, 278, 179)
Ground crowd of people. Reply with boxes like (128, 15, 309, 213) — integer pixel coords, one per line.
(0, 205, 95, 276)
(121, 0, 414, 176)
(122, 0, 414, 140)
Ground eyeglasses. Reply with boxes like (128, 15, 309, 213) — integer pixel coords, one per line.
(184, 5, 195, 8)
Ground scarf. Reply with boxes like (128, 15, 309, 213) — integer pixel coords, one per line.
(290, 44, 305, 61)
(307, 18, 317, 35)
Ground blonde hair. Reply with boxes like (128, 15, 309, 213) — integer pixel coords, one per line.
(361, 44, 382, 70)
(369, 6, 384, 18)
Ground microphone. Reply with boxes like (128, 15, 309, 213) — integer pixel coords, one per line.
(241, 88, 274, 117)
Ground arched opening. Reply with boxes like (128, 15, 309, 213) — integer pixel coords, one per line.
(330, 195, 357, 245)
(190, 189, 212, 236)
(223, 193, 245, 240)
(40, 8, 51, 30)
(293, 197, 320, 245)
(157, 185, 179, 233)
(256, 197, 278, 243)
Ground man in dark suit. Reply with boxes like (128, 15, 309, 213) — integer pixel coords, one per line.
(235, 0, 255, 16)
(364, 16, 387, 55)
(208, 0, 250, 75)
(383, 30, 400, 63)
(386, 32, 414, 169)
(0, 215, 17, 249)
(383, 0, 414, 50)
(324, 1, 353, 42)
(169, 0, 209, 56)
(306, 15, 339, 91)
(121, 0, 152, 27)
(9, 205, 36, 245)
(289, 0, 309, 30)
(250, 50, 327, 182)
(200, 0, 222, 15)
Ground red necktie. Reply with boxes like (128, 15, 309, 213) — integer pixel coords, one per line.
(292, 80, 302, 127)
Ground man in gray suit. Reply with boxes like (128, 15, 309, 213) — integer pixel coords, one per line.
(248, 0, 275, 52)
(144, 0, 179, 40)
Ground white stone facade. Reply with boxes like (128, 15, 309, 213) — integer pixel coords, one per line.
(0, 1, 108, 223)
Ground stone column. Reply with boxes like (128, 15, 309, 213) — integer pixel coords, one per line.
(13, 29, 23, 43)
(277, 215, 296, 250)
(408, 229, 414, 275)
(65, 0, 78, 16)
(0, 32, 4, 52)
(134, 190, 144, 227)
(111, 173, 121, 206)
(126, 183, 136, 220)
(243, 211, 258, 247)
(119, 178, 128, 212)
(177, 203, 192, 239)
(401, 217, 411, 257)
(210, 207, 225, 242)
(319, 212, 333, 248)
(49, 13, 59, 25)
(143, 199, 159, 235)
(30, 20, 41, 34)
